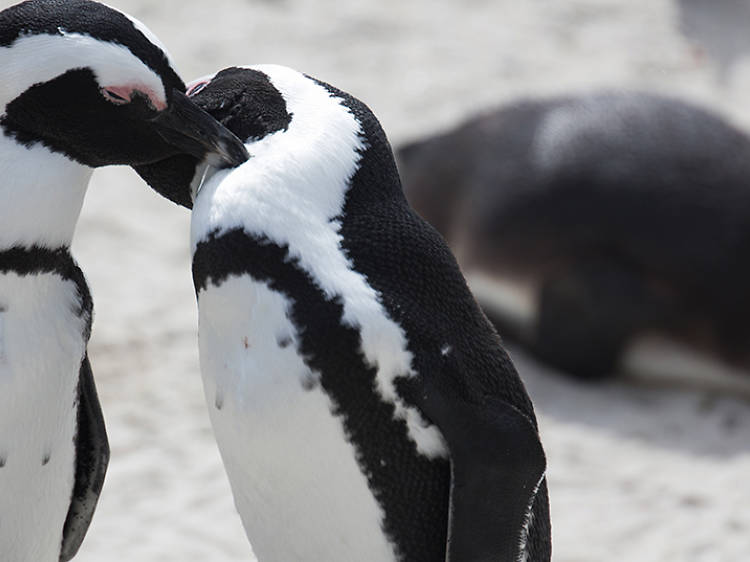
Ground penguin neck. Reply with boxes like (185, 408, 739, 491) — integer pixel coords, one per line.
(191, 87, 366, 249)
(0, 135, 93, 251)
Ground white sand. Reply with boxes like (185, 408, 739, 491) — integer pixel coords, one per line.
(3, 0, 750, 559)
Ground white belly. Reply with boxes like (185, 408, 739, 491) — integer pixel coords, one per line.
(198, 275, 398, 562)
(0, 272, 87, 561)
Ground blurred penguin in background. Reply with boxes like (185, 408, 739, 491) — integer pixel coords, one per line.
(397, 92, 750, 390)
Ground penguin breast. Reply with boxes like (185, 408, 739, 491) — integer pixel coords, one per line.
(197, 274, 400, 562)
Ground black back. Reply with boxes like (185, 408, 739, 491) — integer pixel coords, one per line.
(319, 80, 548, 559)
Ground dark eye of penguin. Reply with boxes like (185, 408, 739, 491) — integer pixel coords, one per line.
(100, 87, 135, 106)
(0, 0, 248, 170)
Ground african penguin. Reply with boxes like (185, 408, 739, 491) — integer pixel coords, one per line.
(396, 91, 750, 386)
(135, 65, 551, 562)
(0, 1, 247, 560)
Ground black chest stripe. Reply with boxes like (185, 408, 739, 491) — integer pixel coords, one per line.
(0, 246, 93, 333)
(193, 228, 451, 562)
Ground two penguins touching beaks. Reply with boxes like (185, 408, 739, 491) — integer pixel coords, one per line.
(0, 1, 550, 561)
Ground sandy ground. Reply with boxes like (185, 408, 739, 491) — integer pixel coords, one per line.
(4, 0, 750, 559)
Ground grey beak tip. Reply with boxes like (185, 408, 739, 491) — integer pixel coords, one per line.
(226, 140, 251, 167)
(156, 89, 250, 168)
(209, 138, 249, 169)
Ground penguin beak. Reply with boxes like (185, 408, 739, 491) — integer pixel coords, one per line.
(151, 89, 249, 168)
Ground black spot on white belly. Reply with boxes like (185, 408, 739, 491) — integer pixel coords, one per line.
(215, 391, 224, 411)
(301, 370, 319, 391)
(276, 335, 292, 349)
(0, 305, 5, 362)
(0, 455, 6, 468)
(42, 452, 51, 466)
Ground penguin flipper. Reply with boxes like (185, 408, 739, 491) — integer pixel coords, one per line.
(418, 381, 546, 561)
(59, 354, 110, 562)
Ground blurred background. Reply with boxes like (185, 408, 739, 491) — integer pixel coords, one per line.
(4, 0, 750, 559)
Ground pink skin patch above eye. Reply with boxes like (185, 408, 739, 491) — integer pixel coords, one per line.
(100, 84, 168, 111)
(186, 79, 210, 97)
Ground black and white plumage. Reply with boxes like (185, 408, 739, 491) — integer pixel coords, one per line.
(0, 1, 247, 560)
(397, 92, 750, 383)
(136, 65, 551, 562)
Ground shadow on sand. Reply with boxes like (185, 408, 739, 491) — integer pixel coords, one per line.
(513, 343, 750, 459)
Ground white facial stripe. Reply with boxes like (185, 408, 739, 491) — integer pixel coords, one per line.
(0, 32, 166, 110)
(192, 64, 447, 458)
(118, 9, 179, 71)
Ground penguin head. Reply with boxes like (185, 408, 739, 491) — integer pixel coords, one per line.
(136, 64, 402, 209)
(135, 66, 295, 208)
(0, 0, 248, 177)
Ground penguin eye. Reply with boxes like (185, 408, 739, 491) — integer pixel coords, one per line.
(101, 88, 132, 105)
(187, 81, 209, 97)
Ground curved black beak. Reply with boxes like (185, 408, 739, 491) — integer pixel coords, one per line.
(151, 89, 249, 168)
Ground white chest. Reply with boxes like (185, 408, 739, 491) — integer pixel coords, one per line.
(197, 275, 398, 562)
(0, 138, 92, 250)
(0, 271, 87, 561)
